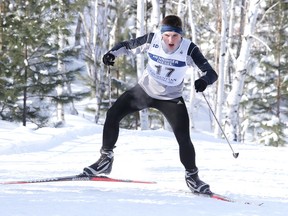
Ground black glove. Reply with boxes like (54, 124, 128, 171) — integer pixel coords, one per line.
(194, 78, 208, 92)
(102, 53, 115, 66)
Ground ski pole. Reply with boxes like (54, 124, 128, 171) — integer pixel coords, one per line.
(107, 66, 112, 107)
(202, 93, 239, 159)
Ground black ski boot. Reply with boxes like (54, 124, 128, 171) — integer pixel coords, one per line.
(83, 149, 114, 176)
(185, 168, 211, 194)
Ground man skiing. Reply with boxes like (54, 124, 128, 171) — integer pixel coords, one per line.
(82, 15, 218, 194)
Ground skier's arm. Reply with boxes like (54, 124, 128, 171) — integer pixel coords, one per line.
(188, 43, 218, 85)
(108, 33, 154, 57)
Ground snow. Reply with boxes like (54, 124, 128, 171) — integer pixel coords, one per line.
(0, 115, 288, 216)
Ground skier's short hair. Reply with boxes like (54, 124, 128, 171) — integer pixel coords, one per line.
(161, 15, 183, 35)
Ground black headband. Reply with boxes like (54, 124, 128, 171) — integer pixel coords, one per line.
(161, 25, 183, 35)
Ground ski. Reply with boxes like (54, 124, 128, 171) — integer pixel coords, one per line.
(0, 174, 157, 185)
(194, 192, 264, 206)
(1, 175, 263, 205)
(194, 192, 234, 203)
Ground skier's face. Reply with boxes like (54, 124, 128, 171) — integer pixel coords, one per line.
(162, 32, 182, 52)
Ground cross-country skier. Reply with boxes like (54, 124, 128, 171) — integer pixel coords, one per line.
(82, 15, 218, 194)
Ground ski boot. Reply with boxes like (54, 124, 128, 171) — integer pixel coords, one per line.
(83, 149, 114, 176)
(185, 168, 211, 194)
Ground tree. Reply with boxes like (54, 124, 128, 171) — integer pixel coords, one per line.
(78, 0, 114, 123)
(136, 0, 149, 130)
(0, 0, 87, 127)
(215, 0, 228, 138)
(187, 0, 197, 130)
(225, 0, 261, 141)
(242, 0, 288, 146)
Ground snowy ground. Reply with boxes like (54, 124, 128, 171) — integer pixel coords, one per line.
(0, 115, 287, 216)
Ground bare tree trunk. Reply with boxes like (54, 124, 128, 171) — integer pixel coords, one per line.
(68, 15, 81, 116)
(78, 10, 93, 83)
(214, 0, 221, 80)
(225, 0, 260, 141)
(187, 0, 197, 130)
(177, 0, 186, 16)
(79, 0, 109, 123)
(74, 15, 82, 47)
(236, 0, 246, 58)
(224, 0, 236, 89)
(95, 0, 109, 123)
(275, 1, 283, 119)
(23, 45, 28, 126)
(56, 32, 65, 123)
(150, 0, 160, 31)
(137, 0, 149, 130)
(78, 11, 90, 82)
(56, 0, 66, 124)
(215, 0, 228, 138)
(93, 0, 101, 123)
(0, 0, 4, 52)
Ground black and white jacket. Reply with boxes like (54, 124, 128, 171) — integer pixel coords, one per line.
(108, 32, 218, 100)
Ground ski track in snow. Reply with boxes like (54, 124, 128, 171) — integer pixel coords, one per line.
(0, 115, 288, 216)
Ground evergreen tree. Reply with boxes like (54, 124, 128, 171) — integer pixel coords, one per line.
(243, 0, 287, 146)
(0, 0, 88, 127)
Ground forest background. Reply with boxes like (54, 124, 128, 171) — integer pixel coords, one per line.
(0, 0, 287, 147)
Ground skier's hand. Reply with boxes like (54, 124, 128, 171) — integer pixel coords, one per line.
(102, 53, 115, 66)
(194, 78, 207, 92)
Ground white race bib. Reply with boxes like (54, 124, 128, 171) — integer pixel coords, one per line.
(146, 33, 190, 86)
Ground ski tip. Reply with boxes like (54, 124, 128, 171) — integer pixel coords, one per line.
(211, 193, 235, 202)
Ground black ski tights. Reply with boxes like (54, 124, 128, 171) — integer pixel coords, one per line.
(102, 84, 197, 170)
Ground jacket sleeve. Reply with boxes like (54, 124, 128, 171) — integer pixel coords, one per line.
(108, 33, 154, 57)
(188, 43, 218, 85)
